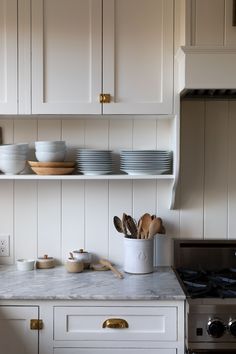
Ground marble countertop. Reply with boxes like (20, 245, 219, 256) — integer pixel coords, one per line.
(0, 265, 185, 300)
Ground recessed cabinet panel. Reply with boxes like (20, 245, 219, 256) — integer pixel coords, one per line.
(54, 349, 176, 354)
(103, 0, 173, 114)
(0, 306, 38, 354)
(0, 0, 17, 114)
(54, 306, 177, 341)
(31, 0, 102, 114)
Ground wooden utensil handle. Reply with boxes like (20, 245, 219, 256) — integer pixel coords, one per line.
(99, 259, 124, 279)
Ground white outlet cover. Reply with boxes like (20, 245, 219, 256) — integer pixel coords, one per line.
(0, 235, 10, 257)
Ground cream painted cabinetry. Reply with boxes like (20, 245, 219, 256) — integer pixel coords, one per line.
(0, 0, 174, 115)
(52, 301, 184, 354)
(186, 0, 236, 47)
(0, 300, 185, 354)
(0, 0, 17, 114)
(0, 305, 39, 354)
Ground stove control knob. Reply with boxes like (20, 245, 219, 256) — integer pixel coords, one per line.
(228, 319, 236, 337)
(207, 318, 225, 338)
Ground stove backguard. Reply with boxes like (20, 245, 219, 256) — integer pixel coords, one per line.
(173, 240, 236, 271)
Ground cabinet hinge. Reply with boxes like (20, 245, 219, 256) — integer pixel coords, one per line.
(99, 93, 111, 103)
(30, 319, 43, 330)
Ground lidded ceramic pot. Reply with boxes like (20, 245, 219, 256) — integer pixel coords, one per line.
(36, 254, 55, 269)
(65, 256, 84, 273)
(72, 249, 92, 269)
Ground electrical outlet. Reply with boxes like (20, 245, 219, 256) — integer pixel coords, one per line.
(0, 235, 10, 257)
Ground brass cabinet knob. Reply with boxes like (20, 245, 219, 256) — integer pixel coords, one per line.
(99, 94, 111, 103)
(30, 319, 43, 330)
(102, 318, 129, 329)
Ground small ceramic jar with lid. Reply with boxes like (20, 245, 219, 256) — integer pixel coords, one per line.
(36, 254, 55, 269)
(72, 249, 92, 269)
(65, 256, 84, 273)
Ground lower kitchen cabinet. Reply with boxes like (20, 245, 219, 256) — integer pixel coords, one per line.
(0, 300, 184, 354)
(0, 305, 39, 354)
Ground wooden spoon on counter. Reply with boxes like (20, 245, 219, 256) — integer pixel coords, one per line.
(99, 259, 124, 279)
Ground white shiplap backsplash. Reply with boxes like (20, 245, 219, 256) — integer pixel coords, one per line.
(1, 100, 235, 267)
(0, 117, 176, 266)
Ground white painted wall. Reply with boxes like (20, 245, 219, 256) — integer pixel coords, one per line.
(0, 100, 235, 267)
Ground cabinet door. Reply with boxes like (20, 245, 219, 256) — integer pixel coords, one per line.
(31, 0, 102, 114)
(0, 306, 38, 354)
(103, 0, 173, 115)
(0, 0, 17, 114)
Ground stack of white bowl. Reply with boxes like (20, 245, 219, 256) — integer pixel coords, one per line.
(0, 143, 29, 175)
(35, 141, 66, 162)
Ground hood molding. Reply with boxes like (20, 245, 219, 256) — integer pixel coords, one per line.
(176, 46, 236, 93)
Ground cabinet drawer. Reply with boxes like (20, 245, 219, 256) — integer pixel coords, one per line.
(54, 349, 176, 354)
(54, 306, 177, 342)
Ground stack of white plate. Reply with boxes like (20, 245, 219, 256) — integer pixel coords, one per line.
(77, 149, 113, 175)
(0, 143, 29, 175)
(35, 141, 66, 162)
(120, 150, 173, 175)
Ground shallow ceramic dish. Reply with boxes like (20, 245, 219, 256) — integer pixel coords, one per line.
(31, 167, 75, 175)
(28, 161, 75, 168)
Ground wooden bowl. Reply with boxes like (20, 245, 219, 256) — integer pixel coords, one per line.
(31, 166, 75, 175)
(28, 161, 75, 168)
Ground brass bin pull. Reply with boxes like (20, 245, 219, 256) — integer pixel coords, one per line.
(102, 318, 129, 329)
(99, 94, 111, 103)
(30, 319, 43, 330)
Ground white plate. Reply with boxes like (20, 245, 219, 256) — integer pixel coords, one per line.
(121, 169, 169, 175)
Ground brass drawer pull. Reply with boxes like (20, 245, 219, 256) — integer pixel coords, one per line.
(99, 94, 111, 103)
(102, 318, 129, 329)
(30, 319, 43, 330)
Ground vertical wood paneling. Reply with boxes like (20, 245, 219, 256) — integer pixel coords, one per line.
(0, 181, 14, 264)
(204, 101, 228, 239)
(157, 118, 173, 149)
(0, 119, 14, 143)
(37, 120, 61, 141)
(108, 119, 133, 265)
(193, 0, 225, 46)
(84, 119, 109, 149)
(14, 181, 37, 260)
(61, 180, 85, 260)
(179, 100, 205, 238)
(85, 181, 109, 259)
(108, 181, 132, 266)
(38, 181, 61, 262)
(14, 119, 37, 171)
(62, 119, 85, 161)
(228, 101, 236, 239)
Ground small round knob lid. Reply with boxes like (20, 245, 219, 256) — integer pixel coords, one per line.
(228, 319, 236, 336)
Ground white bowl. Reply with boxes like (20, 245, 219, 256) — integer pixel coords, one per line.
(17, 259, 35, 271)
(35, 151, 66, 162)
(0, 153, 28, 160)
(35, 141, 65, 148)
(35, 146, 66, 153)
(0, 159, 26, 175)
(0, 144, 29, 153)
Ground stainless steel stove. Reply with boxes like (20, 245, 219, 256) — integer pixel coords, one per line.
(174, 239, 236, 354)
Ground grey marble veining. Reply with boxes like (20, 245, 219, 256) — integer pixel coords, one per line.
(0, 265, 185, 300)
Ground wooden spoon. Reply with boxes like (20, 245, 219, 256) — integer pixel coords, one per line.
(99, 259, 124, 279)
(113, 216, 124, 234)
(148, 217, 166, 238)
(148, 218, 162, 238)
(126, 215, 138, 238)
(140, 213, 152, 239)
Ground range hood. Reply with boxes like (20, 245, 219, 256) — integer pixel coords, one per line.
(176, 46, 236, 98)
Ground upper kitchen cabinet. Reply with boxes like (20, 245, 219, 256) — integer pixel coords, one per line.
(31, 0, 102, 115)
(0, 0, 17, 114)
(186, 0, 236, 47)
(102, 0, 174, 114)
(31, 0, 174, 115)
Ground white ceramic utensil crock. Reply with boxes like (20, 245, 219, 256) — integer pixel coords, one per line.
(123, 238, 153, 274)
